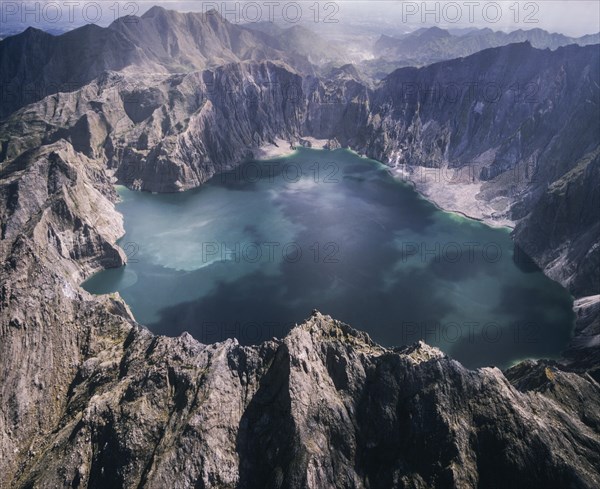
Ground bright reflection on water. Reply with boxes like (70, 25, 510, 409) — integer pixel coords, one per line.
(83, 148, 574, 368)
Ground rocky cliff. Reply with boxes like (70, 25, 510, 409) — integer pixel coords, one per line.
(1, 160, 599, 484)
(2, 40, 597, 294)
(1, 9, 599, 488)
(358, 42, 600, 296)
(5, 307, 600, 488)
(0, 7, 315, 118)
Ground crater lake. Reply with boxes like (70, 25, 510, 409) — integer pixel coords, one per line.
(83, 148, 575, 368)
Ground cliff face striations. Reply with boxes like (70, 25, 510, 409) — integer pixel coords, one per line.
(0, 8, 599, 487)
(2, 40, 597, 295)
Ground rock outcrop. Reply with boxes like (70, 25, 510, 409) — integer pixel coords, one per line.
(359, 42, 600, 297)
(0, 7, 315, 118)
(0, 9, 599, 487)
(2, 40, 597, 294)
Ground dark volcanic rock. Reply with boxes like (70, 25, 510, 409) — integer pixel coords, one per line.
(0, 141, 598, 486)
(1, 41, 597, 295)
(360, 43, 600, 296)
(0, 7, 314, 119)
(0, 11, 599, 487)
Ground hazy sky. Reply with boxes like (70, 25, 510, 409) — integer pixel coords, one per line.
(334, 0, 600, 36)
(1, 1, 598, 37)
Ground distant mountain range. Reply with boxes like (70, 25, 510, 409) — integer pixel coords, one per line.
(362, 25, 599, 78)
(375, 25, 599, 61)
(0, 7, 599, 487)
(3, 10, 598, 115)
(375, 27, 600, 55)
(244, 22, 349, 66)
(0, 7, 323, 118)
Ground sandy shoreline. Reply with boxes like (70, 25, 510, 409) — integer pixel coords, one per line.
(255, 137, 332, 160)
(389, 165, 515, 230)
(255, 142, 515, 230)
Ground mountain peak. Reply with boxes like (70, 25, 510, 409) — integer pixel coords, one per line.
(0, 26, 52, 43)
(413, 26, 452, 39)
(17, 26, 52, 39)
(202, 8, 228, 24)
(23, 26, 44, 34)
(141, 5, 168, 18)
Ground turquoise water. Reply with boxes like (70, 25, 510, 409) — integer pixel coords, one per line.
(83, 148, 574, 368)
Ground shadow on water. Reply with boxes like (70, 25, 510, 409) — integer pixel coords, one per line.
(512, 243, 543, 273)
(148, 261, 458, 350)
(451, 283, 575, 368)
(83, 149, 575, 369)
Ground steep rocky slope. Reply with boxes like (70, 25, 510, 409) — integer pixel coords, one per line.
(0, 7, 315, 118)
(6, 310, 600, 488)
(0, 60, 366, 192)
(0, 10, 599, 487)
(0, 140, 131, 487)
(1, 154, 599, 485)
(2, 42, 597, 294)
(358, 42, 600, 296)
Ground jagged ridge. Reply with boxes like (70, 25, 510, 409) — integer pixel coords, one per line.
(0, 11, 599, 488)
